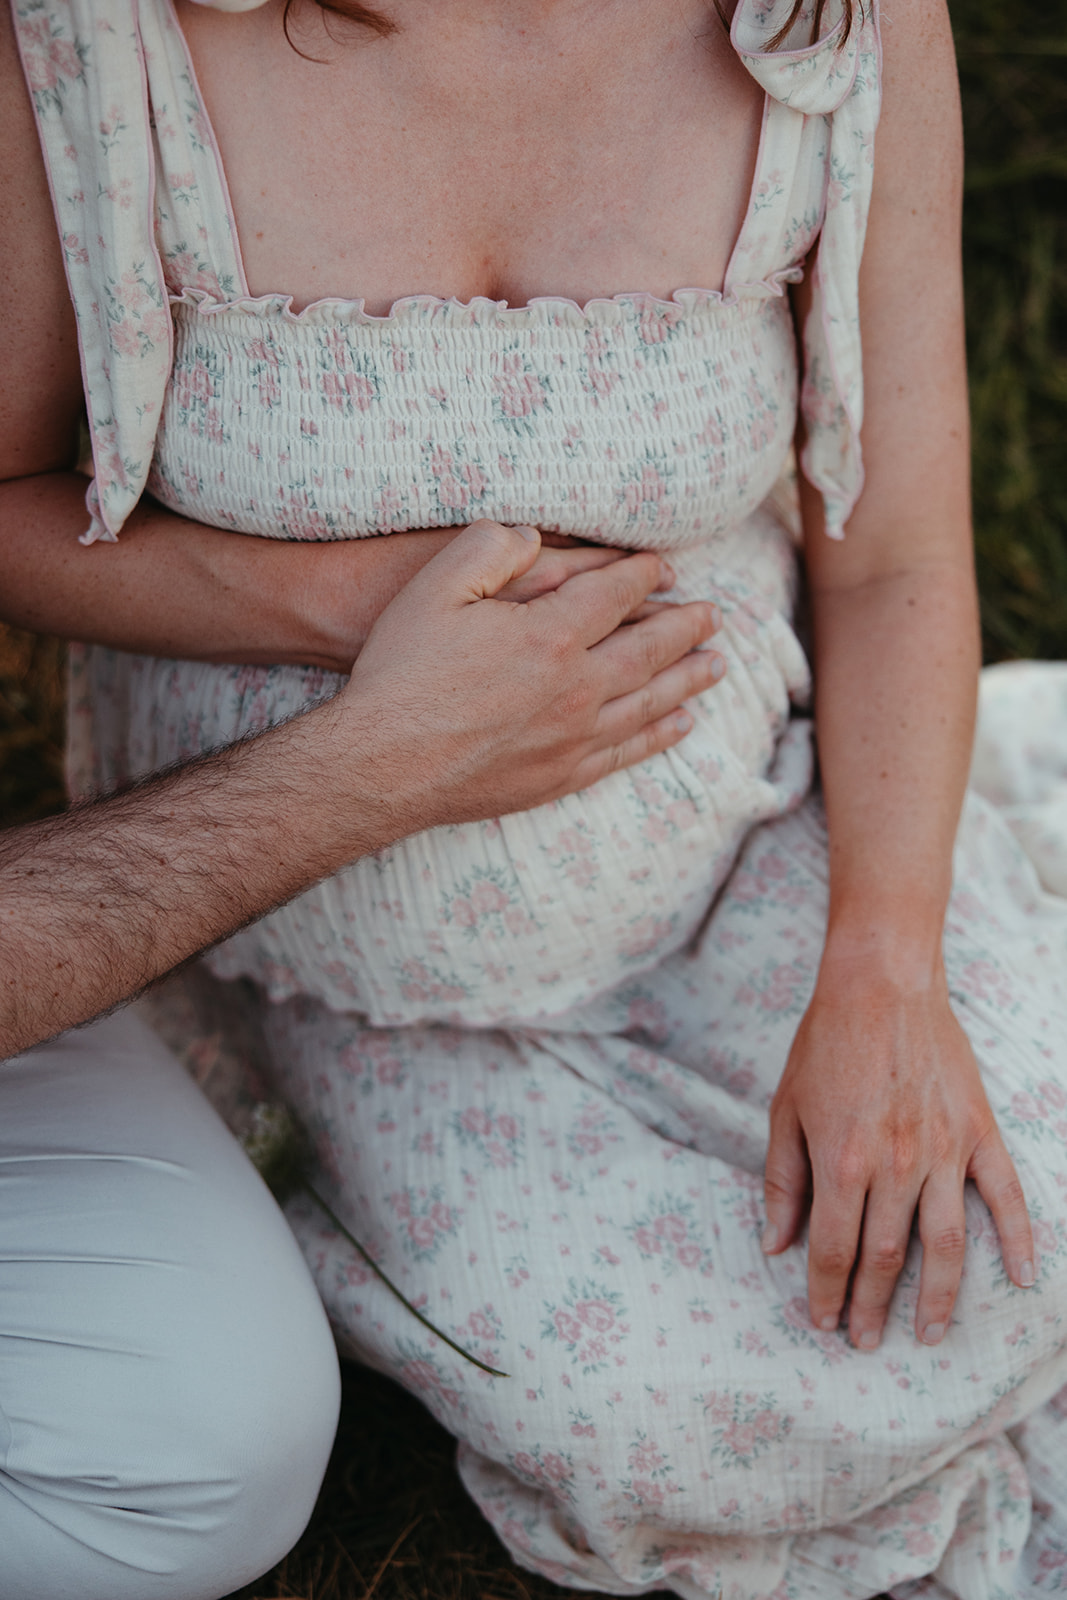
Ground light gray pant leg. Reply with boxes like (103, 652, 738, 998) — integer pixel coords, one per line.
(0, 1011, 340, 1600)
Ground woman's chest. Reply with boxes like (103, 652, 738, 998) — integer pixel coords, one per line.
(174, 0, 765, 314)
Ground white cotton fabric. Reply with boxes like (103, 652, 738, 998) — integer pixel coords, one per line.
(0, 1012, 339, 1600)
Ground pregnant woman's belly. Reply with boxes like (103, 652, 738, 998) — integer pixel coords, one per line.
(69, 288, 810, 1025)
(70, 503, 812, 1028)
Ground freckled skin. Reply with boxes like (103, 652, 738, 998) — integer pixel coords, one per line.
(1, 0, 1032, 1349)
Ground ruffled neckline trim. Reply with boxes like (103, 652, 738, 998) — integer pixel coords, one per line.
(169, 268, 804, 328)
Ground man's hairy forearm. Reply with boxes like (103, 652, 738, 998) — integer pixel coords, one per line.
(0, 519, 720, 1060)
(0, 697, 389, 1058)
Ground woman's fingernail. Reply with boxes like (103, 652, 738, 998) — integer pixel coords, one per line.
(1021, 1260, 1035, 1287)
(515, 523, 540, 542)
(709, 656, 726, 681)
(709, 604, 723, 631)
(658, 560, 676, 588)
(761, 1225, 779, 1254)
(674, 710, 693, 733)
(858, 1329, 880, 1350)
(819, 1314, 838, 1333)
(922, 1322, 946, 1346)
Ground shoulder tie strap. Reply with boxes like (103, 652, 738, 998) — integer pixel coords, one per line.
(12, 0, 243, 543)
(732, 0, 883, 537)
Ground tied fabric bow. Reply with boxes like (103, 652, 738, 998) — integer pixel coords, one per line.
(731, 0, 882, 537)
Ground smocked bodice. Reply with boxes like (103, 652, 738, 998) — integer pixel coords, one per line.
(149, 290, 797, 547)
(14, 0, 882, 545)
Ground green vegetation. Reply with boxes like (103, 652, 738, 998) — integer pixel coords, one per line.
(957, 0, 1067, 657)
(0, 629, 65, 828)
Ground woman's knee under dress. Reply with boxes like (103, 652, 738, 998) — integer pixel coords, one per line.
(262, 735, 1067, 1600)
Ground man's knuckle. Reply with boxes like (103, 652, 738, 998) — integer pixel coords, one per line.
(921, 1285, 957, 1315)
(547, 621, 579, 663)
(886, 1133, 919, 1182)
(929, 1225, 966, 1262)
(831, 1150, 867, 1191)
(639, 626, 664, 674)
(813, 1243, 855, 1278)
(610, 573, 639, 617)
(556, 684, 590, 725)
(868, 1240, 907, 1277)
(966, 1111, 995, 1151)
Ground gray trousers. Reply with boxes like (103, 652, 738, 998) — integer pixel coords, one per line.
(0, 1011, 340, 1600)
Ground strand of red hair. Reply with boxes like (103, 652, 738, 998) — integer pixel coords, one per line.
(715, 0, 855, 50)
(284, 0, 855, 51)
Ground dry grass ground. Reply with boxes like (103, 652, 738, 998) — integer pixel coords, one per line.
(222, 1362, 595, 1600)
(1, 1, 1065, 1596)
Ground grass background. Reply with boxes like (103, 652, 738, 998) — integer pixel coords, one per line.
(1, 1, 1065, 1595)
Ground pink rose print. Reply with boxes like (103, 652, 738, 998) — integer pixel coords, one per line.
(492, 351, 550, 427)
(580, 326, 622, 402)
(509, 1445, 577, 1501)
(698, 1389, 794, 1468)
(21, 17, 84, 103)
(542, 1279, 628, 1373)
(627, 1195, 715, 1277)
(637, 303, 682, 348)
(386, 1184, 462, 1262)
(575, 1298, 616, 1334)
(554, 1308, 583, 1344)
(452, 1104, 525, 1169)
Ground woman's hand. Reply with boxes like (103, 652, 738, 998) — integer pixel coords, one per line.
(772, 0, 1034, 1356)
(762, 963, 1035, 1350)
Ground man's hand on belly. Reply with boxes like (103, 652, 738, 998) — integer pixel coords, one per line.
(330, 518, 726, 831)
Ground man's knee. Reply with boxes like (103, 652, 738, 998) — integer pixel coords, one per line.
(0, 1317, 340, 1600)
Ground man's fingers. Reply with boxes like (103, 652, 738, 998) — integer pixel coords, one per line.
(592, 650, 726, 747)
(807, 1165, 866, 1335)
(423, 519, 544, 603)
(543, 550, 682, 646)
(913, 1173, 968, 1346)
(589, 596, 722, 690)
(762, 1103, 811, 1258)
(572, 707, 697, 789)
(848, 1187, 920, 1351)
(969, 1128, 1035, 1290)
(497, 542, 627, 603)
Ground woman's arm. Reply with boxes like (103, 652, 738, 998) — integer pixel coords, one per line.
(761, 0, 1033, 1349)
(0, 7, 375, 668)
(1, 473, 630, 670)
(0, 10, 631, 670)
(0, 474, 459, 670)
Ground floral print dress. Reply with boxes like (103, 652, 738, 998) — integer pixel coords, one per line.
(13, 1, 1067, 1595)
